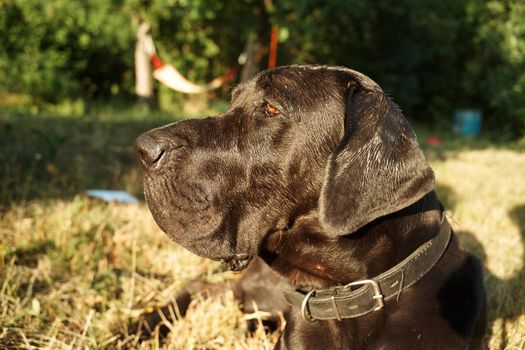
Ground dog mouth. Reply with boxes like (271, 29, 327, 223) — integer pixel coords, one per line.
(220, 254, 253, 271)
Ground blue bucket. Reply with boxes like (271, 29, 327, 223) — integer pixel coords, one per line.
(453, 109, 482, 137)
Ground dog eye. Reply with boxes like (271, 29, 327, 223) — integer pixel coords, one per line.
(263, 102, 280, 117)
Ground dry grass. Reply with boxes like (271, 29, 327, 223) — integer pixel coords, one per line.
(431, 149, 525, 350)
(1, 114, 524, 349)
(0, 197, 282, 349)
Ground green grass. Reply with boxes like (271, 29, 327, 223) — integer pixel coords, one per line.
(1, 107, 524, 349)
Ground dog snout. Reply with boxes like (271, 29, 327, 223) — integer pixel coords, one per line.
(135, 133, 167, 170)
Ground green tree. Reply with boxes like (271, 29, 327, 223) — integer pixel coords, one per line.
(0, 0, 135, 102)
(0, 0, 523, 135)
(463, 0, 525, 133)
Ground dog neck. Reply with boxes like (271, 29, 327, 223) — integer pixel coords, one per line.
(261, 191, 443, 289)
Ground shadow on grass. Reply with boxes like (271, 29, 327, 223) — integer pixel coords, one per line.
(436, 181, 525, 348)
(1, 111, 521, 209)
(456, 204, 525, 349)
(0, 111, 184, 208)
(6, 239, 57, 268)
(435, 183, 458, 210)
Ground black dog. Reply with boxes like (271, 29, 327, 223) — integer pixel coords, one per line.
(135, 65, 486, 349)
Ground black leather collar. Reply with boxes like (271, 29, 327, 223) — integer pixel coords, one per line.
(284, 213, 452, 321)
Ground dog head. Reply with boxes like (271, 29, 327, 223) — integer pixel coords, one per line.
(136, 65, 434, 270)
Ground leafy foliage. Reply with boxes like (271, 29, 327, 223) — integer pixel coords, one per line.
(0, 0, 523, 134)
(0, 0, 135, 101)
(274, 0, 524, 134)
(463, 1, 525, 132)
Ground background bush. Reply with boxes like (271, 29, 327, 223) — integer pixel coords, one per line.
(0, 0, 523, 135)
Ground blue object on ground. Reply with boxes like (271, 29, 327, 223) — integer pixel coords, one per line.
(453, 109, 482, 137)
(86, 190, 140, 204)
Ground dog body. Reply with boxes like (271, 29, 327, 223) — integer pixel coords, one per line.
(136, 65, 486, 349)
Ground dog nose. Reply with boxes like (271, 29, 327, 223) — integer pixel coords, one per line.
(135, 133, 166, 169)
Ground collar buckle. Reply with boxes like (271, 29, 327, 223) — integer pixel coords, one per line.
(344, 279, 385, 311)
(301, 289, 317, 322)
(285, 215, 452, 321)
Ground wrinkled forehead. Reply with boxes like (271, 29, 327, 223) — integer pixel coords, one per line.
(232, 67, 344, 110)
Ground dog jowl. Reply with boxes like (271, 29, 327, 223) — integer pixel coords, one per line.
(135, 65, 486, 349)
(137, 65, 430, 270)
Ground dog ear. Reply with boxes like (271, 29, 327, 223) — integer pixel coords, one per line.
(319, 76, 435, 236)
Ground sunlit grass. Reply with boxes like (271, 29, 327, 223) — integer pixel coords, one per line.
(431, 149, 525, 350)
(0, 197, 282, 349)
(1, 110, 524, 348)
